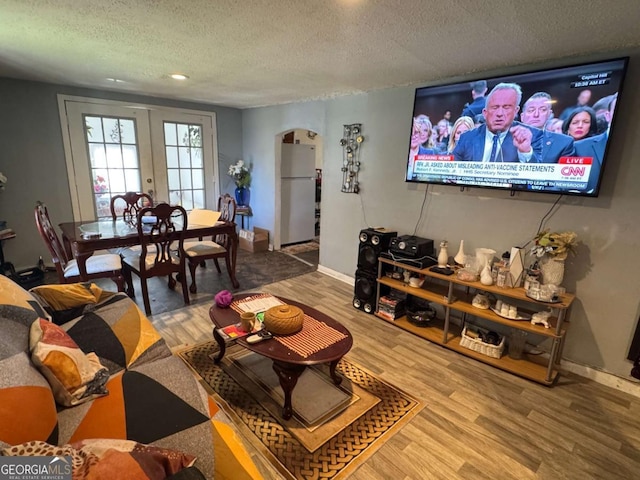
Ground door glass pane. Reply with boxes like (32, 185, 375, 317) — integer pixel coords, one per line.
(182, 191, 194, 210)
(168, 169, 180, 190)
(177, 124, 189, 145)
(124, 169, 141, 192)
(178, 147, 190, 168)
(192, 169, 203, 189)
(122, 145, 138, 168)
(164, 123, 177, 146)
(166, 146, 178, 168)
(103, 118, 121, 143)
(109, 169, 126, 192)
(85, 116, 104, 142)
(119, 119, 136, 144)
(180, 169, 192, 189)
(84, 114, 142, 218)
(105, 144, 124, 168)
(163, 121, 204, 210)
(193, 190, 204, 209)
(89, 144, 107, 168)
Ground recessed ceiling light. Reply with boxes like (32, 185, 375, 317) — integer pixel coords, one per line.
(106, 78, 126, 83)
(170, 74, 189, 80)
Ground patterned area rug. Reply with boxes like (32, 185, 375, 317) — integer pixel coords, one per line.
(178, 341, 422, 480)
(280, 240, 320, 255)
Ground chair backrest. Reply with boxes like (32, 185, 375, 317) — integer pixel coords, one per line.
(34, 202, 69, 281)
(218, 194, 237, 223)
(110, 192, 153, 224)
(187, 209, 221, 227)
(136, 203, 187, 275)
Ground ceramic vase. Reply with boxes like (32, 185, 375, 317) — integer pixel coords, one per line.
(438, 241, 449, 267)
(539, 255, 565, 286)
(480, 260, 494, 285)
(454, 240, 466, 265)
(234, 186, 248, 206)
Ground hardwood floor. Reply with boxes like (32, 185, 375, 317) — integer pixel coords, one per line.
(152, 271, 640, 479)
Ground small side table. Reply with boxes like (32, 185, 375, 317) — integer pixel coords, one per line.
(236, 205, 252, 230)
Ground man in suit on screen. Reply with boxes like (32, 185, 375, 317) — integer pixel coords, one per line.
(520, 92, 575, 163)
(453, 83, 542, 163)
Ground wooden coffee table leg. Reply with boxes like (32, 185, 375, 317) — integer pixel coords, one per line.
(329, 358, 344, 385)
(212, 328, 226, 363)
(272, 361, 306, 420)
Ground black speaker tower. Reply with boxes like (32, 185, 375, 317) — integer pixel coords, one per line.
(353, 228, 396, 314)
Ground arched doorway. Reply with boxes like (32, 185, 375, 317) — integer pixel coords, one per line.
(274, 129, 322, 250)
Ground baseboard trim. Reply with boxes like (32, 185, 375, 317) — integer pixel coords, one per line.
(560, 360, 640, 398)
(315, 265, 640, 398)
(317, 264, 354, 286)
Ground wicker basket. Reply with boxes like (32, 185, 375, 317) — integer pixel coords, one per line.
(264, 304, 304, 335)
(459, 327, 505, 359)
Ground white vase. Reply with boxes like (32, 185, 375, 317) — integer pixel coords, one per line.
(438, 241, 449, 267)
(540, 256, 565, 286)
(454, 240, 466, 265)
(480, 261, 494, 285)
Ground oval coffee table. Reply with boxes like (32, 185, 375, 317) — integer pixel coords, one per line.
(209, 293, 353, 420)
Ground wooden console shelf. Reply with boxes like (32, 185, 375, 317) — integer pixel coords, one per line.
(376, 257, 576, 385)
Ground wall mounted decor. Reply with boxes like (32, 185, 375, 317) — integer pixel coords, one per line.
(340, 123, 364, 193)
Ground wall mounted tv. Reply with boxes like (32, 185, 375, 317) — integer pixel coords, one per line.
(406, 57, 629, 197)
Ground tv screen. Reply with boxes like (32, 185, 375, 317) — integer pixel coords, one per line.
(406, 57, 629, 197)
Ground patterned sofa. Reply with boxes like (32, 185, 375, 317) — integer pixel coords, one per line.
(0, 274, 262, 479)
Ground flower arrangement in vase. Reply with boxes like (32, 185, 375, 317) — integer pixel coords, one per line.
(530, 229, 578, 286)
(227, 160, 251, 206)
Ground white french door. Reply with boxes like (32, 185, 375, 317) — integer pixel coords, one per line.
(59, 96, 219, 221)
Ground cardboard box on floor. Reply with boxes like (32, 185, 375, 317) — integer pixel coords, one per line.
(239, 227, 269, 252)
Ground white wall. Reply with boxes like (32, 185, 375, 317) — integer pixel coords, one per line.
(242, 49, 640, 379)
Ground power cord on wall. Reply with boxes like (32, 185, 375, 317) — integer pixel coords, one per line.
(412, 184, 430, 237)
(359, 192, 370, 229)
(517, 194, 564, 250)
(535, 194, 563, 236)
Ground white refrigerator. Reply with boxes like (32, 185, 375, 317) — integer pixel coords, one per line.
(281, 143, 316, 245)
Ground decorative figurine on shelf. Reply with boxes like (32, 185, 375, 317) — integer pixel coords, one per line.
(531, 310, 552, 329)
(480, 261, 494, 286)
(454, 240, 466, 266)
(437, 240, 449, 267)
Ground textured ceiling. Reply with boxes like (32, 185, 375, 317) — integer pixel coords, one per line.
(1, 0, 639, 109)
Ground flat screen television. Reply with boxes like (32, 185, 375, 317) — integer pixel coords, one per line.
(405, 57, 629, 197)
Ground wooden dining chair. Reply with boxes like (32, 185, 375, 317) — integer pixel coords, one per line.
(121, 203, 189, 315)
(110, 192, 153, 224)
(109, 192, 154, 255)
(34, 202, 125, 291)
(183, 194, 239, 292)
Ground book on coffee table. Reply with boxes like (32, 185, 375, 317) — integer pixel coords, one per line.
(216, 322, 262, 342)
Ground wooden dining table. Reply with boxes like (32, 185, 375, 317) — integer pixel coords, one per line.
(59, 218, 240, 288)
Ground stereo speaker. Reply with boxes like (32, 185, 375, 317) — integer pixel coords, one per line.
(353, 269, 377, 314)
(353, 268, 391, 315)
(357, 228, 397, 273)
